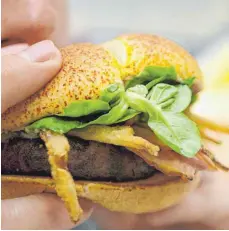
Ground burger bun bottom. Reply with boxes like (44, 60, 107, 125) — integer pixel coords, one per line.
(2, 173, 200, 214)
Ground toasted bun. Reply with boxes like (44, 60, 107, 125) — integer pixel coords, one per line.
(2, 173, 200, 214)
(2, 34, 202, 131)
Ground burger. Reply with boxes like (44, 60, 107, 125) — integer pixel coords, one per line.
(2, 34, 228, 222)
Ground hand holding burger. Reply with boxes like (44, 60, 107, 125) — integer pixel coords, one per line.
(90, 171, 229, 230)
(1, 41, 94, 230)
(2, 34, 228, 225)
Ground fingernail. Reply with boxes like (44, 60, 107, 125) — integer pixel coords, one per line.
(19, 40, 59, 62)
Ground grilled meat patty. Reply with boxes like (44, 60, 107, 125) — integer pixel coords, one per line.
(1, 137, 156, 182)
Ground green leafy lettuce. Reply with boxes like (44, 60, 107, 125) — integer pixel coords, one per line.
(125, 85, 200, 157)
(60, 100, 110, 117)
(25, 66, 201, 158)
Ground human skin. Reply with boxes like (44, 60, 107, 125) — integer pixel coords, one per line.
(1, 0, 68, 47)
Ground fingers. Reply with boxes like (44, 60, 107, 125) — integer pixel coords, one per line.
(145, 173, 207, 227)
(146, 171, 229, 228)
(1, 194, 94, 230)
(1, 43, 29, 55)
(1, 40, 62, 113)
(146, 192, 205, 227)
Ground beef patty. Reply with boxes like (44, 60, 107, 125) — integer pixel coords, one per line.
(1, 137, 156, 182)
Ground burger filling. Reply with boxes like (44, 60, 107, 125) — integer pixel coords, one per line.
(2, 137, 157, 182)
(2, 65, 225, 222)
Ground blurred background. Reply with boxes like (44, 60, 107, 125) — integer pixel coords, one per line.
(68, 0, 229, 53)
(64, 0, 229, 229)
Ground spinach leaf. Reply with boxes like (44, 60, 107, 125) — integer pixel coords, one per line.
(164, 84, 192, 112)
(182, 77, 196, 87)
(99, 83, 124, 103)
(60, 100, 110, 117)
(148, 83, 178, 106)
(148, 112, 201, 157)
(86, 98, 128, 125)
(26, 117, 83, 134)
(127, 84, 148, 97)
(149, 83, 192, 112)
(59, 83, 125, 118)
(125, 89, 201, 157)
(26, 98, 129, 134)
(125, 66, 177, 89)
(115, 109, 140, 123)
(146, 74, 176, 90)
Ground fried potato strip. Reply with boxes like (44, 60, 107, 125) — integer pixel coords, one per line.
(40, 131, 82, 222)
(68, 125, 159, 157)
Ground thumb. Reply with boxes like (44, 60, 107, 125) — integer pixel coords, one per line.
(1, 40, 62, 113)
(1, 194, 94, 230)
